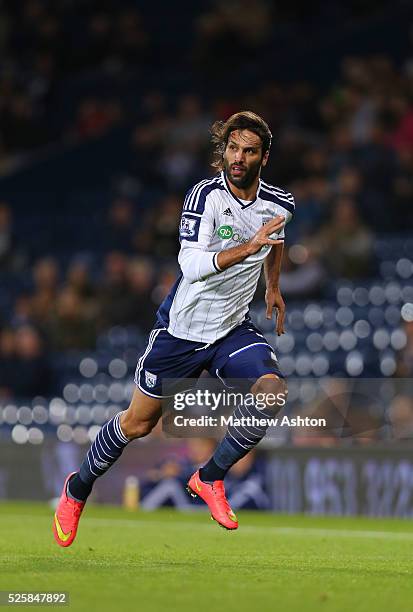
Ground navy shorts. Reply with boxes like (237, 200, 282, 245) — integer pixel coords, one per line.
(134, 319, 283, 399)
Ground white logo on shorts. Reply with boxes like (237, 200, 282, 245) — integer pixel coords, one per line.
(145, 370, 157, 388)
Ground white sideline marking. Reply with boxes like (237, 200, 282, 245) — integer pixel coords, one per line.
(2, 513, 413, 541)
(84, 517, 413, 541)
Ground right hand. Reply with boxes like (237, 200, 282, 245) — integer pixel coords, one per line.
(246, 215, 285, 255)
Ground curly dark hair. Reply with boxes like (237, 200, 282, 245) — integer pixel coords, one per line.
(210, 111, 272, 170)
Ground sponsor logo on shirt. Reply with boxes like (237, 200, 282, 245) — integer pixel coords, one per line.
(217, 225, 252, 245)
(217, 225, 233, 239)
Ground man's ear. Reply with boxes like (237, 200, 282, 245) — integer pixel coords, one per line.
(262, 150, 270, 167)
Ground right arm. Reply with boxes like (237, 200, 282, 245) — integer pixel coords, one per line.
(216, 217, 285, 271)
(178, 190, 285, 283)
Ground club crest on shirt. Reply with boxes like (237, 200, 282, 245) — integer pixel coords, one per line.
(262, 217, 281, 242)
(145, 370, 157, 388)
(180, 216, 197, 238)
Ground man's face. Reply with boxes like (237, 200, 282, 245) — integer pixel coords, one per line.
(223, 129, 269, 189)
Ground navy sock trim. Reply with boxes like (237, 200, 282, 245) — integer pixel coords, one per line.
(67, 472, 92, 502)
(199, 458, 227, 482)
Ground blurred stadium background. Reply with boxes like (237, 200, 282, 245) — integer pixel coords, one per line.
(1, 0, 413, 516)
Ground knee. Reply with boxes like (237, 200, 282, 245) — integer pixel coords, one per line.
(120, 410, 156, 440)
(250, 374, 288, 414)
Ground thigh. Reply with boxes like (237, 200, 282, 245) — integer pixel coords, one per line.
(210, 321, 284, 388)
(134, 322, 210, 398)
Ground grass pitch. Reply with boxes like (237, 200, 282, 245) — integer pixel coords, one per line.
(1, 502, 413, 612)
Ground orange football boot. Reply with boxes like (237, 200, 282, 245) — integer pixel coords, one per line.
(52, 472, 86, 547)
(187, 470, 238, 530)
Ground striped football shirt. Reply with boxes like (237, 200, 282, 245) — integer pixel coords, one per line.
(157, 171, 295, 343)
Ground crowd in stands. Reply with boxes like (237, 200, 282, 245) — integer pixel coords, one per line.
(0, 0, 413, 403)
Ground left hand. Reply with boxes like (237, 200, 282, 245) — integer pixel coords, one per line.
(265, 287, 285, 335)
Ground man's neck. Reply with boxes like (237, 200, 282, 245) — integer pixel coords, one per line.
(225, 174, 260, 201)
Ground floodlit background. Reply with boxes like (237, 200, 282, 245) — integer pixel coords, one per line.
(1, 0, 413, 515)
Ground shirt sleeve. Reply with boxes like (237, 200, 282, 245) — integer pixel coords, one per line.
(272, 192, 295, 240)
(177, 187, 222, 284)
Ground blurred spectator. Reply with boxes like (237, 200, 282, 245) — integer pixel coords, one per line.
(169, 96, 210, 143)
(164, 96, 211, 184)
(386, 96, 413, 153)
(111, 8, 148, 67)
(159, 144, 200, 189)
(126, 257, 156, 330)
(0, 328, 18, 399)
(11, 294, 33, 328)
(0, 203, 25, 272)
(47, 288, 96, 351)
(151, 265, 180, 306)
(132, 221, 155, 255)
(391, 148, 413, 229)
(30, 257, 59, 328)
(151, 195, 181, 258)
(74, 98, 122, 140)
(104, 198, 136, 253)
(396, 321, 413, 376)
(309, 197, 374, 278)
(279, 245, 326, 299)
(14, 325, 51, 397)
(98, 251, 131, 328)
(66, 259, 97, 308)
(194, 0, 272, 71)
(1, 93, 47, 154)
(87, 11, 113, 68)
(0, 325, 51, 399)
(288, 176, 330, 240)
(334, 167, 363, 198)
(388, 395, 413, 440)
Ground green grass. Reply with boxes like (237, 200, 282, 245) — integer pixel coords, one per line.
(1, 502, 413, 612)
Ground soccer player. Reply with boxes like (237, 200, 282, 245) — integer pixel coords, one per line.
(53, 111, 295, 546)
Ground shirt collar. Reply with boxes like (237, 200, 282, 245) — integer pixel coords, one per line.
(221, 171, 260, 209)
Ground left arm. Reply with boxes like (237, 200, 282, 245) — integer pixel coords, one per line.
(264, 242, 285, 335)
(264, 191, 295, 335)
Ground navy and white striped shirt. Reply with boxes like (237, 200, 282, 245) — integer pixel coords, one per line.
(157, 171, 295, 343)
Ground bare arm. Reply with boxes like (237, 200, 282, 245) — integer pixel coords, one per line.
(264, 240, 283, 288)
(264, 241, 285, 335)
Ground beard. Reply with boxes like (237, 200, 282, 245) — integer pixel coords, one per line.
(223, 156, 262, 190)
